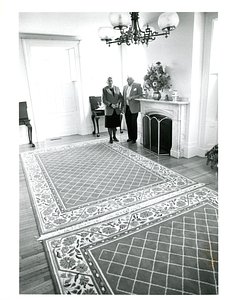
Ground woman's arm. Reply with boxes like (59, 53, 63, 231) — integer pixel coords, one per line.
(102, 88, 115, 108)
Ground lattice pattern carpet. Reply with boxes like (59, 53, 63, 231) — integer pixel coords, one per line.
(20, 139, 197, 237)
(86, 204, 218, 295)
(36, 142, 163, 208)
(45, 188, 218, 295)
(20, 139, 218, 294)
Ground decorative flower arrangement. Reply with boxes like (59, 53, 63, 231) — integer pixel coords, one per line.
(143, 61, 172, 92)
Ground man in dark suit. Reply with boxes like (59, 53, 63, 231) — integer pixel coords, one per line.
(123, 76, 143, 143)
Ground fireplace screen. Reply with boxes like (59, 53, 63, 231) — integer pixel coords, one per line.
(143, 114, 172, 155)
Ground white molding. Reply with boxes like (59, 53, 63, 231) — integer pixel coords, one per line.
(19, 33, 81, 41)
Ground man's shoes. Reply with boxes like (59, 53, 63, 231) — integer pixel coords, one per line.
(113, 137, 119, 142)
(109, 139, 113, 144)
(127, 139, 132, 142)
(132, 140, 136, 144)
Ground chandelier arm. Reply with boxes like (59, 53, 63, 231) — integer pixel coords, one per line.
(100, 12, 178, 46)
(106, 30, 170, 45)
(152, 31, 170, 38)
(106, 39, 121, 45)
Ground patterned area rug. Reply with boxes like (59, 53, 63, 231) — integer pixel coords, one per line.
(20, 139, 218, 294)
(44, 187, 218, 295)
(20, 139, 198, 237)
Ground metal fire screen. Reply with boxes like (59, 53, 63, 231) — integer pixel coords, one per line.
(143, 114, 172, 155)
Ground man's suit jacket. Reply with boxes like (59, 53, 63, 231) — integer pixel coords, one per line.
(123, 82, 143, 114)
(102, 85, 123, 116)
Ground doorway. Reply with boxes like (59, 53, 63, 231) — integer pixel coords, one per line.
(22, 38, 82, 141)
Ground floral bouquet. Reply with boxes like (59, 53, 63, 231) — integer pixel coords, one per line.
(143, 61, 171, 92)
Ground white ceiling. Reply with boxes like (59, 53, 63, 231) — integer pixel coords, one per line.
(19, 12, 162, 37)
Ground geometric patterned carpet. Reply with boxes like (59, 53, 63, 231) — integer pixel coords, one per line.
(85, 204, 218, 295)
(20, 139, 198, 238)
(36, 142, 163, 209)
(45, 192, 218, 295)
(20, 139, 218, 294)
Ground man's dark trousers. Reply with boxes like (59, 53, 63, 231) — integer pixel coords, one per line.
(125, 105, 138, 141)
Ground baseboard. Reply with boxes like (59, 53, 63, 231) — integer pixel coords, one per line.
(183, 141, 199, 158)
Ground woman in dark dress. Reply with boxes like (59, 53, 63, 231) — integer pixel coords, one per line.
(102, 77, 123, 143)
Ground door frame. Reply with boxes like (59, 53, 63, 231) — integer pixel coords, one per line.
(20, 33, 83, 142)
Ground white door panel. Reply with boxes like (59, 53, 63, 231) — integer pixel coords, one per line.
(22, 39, 81, 141)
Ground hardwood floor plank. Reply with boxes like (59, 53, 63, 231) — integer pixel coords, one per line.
(20, 257, 48, 272)
(20, 279, 55, 294)
(20, 276, 53, 294)
(20, 266, 51, 282)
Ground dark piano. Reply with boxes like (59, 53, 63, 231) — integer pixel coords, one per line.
(19, 102, 35, 147)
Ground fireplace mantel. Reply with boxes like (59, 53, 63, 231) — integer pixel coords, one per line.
(137, 98, 190, 158)
(138, 98, 189, 105)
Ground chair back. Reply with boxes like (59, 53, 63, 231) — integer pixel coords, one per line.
(19, 102, 29, 120)
(89, 96, 102, 111)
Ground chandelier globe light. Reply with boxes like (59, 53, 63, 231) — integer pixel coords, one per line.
(158, 12, 179, 32)
(98, 27, 115, 41)
(98, 12, 179, 46)
(109, 12, 131, 29)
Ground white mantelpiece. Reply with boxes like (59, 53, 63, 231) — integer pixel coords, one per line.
(138, 98, 190, 158)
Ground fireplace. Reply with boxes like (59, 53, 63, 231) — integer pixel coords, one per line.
(143, 114, 172, 155)
(138, 98, 190, 158)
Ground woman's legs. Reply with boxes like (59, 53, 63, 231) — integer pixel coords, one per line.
(113, 128, 119, 141)
(108, 128, 119, 143)
(108, 128, 113, 143)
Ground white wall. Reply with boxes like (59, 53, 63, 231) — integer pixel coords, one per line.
(187, 12, 205, 157)
(198, 13, 218, 156)
(121, 13, 195, 105)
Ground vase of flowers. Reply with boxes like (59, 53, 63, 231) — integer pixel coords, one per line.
(143, 61, 172, 100)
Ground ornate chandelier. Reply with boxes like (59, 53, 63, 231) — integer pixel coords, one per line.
(98, 12, 179, 46)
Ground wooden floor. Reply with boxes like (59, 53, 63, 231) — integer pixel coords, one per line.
(19, 131, 218, 294)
